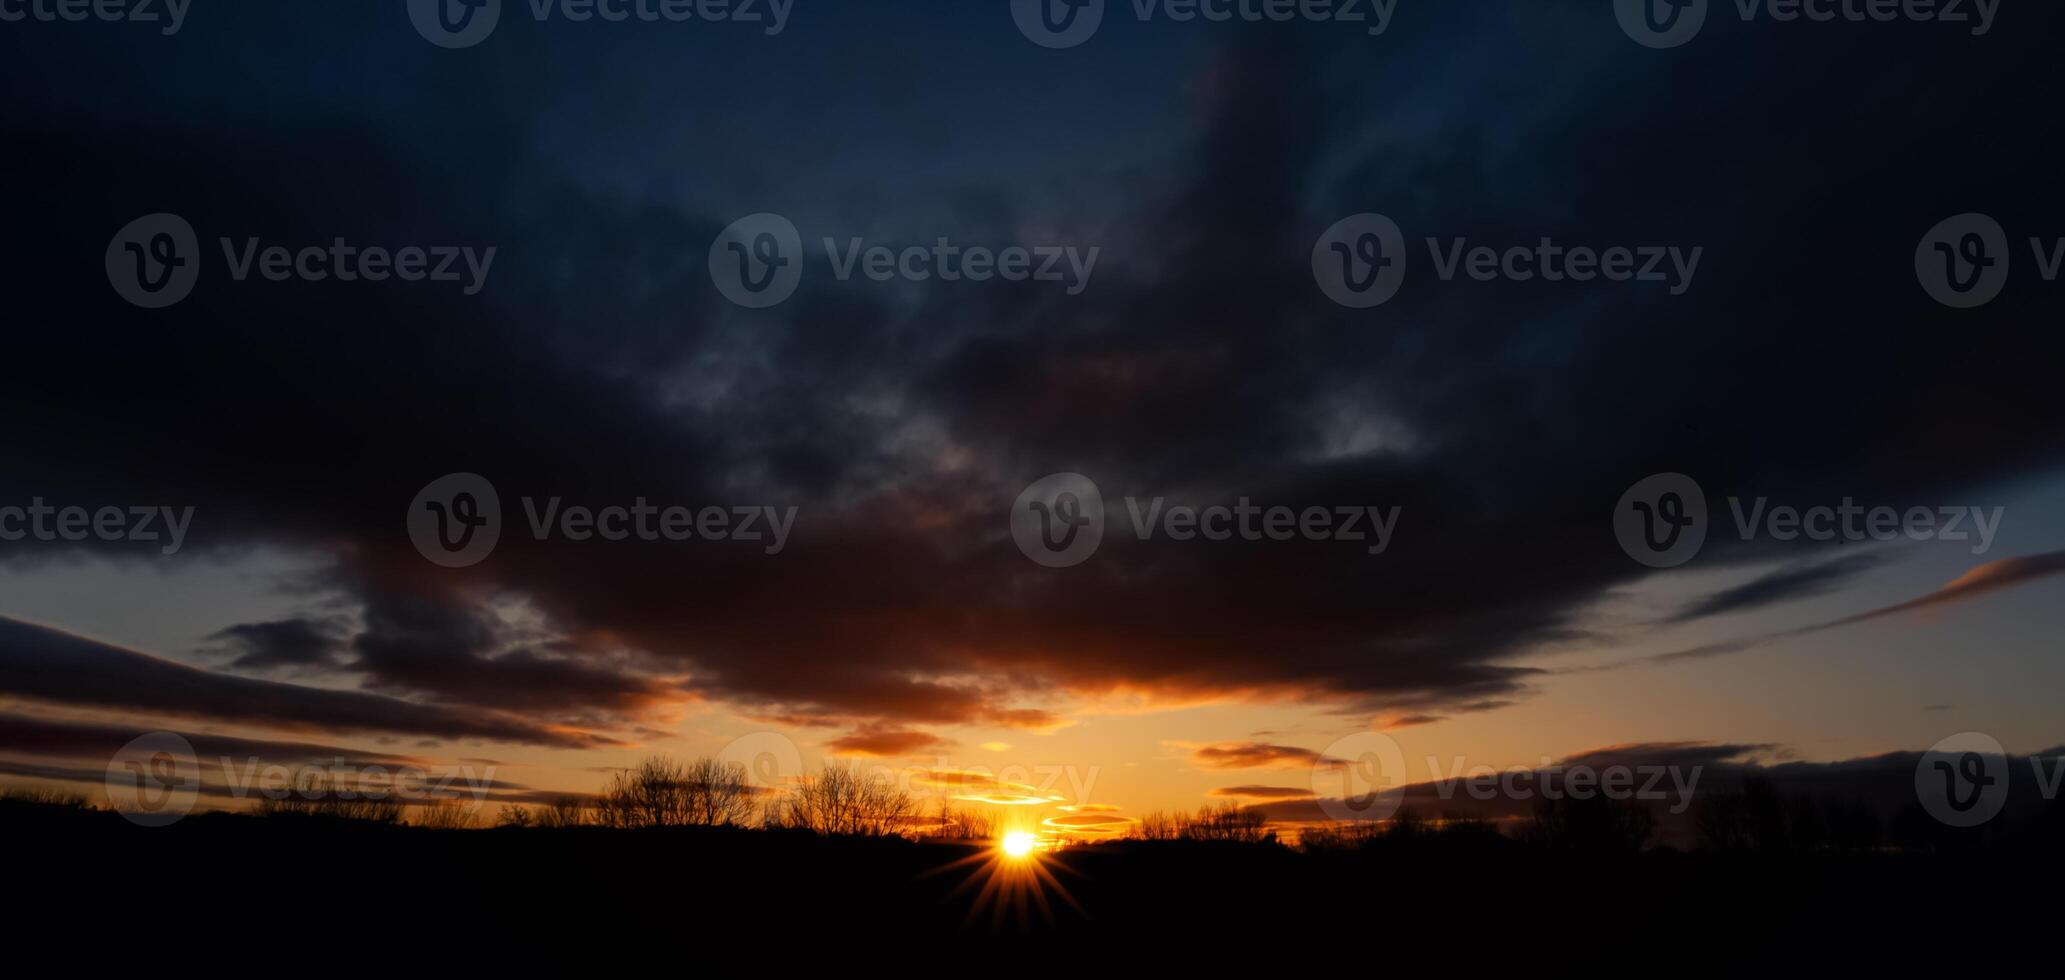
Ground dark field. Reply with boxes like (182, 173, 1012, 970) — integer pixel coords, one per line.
(11, 797, 2056, 948)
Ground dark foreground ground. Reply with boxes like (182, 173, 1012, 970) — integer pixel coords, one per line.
(10, 800, 2055, 954)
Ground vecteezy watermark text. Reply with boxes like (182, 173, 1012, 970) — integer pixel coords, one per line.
(409, 472, 798, 568)
(709, 213, 1100, 308)
(106, 732, 499, 827)
(0, 0, 189, 35)
(106, 213, 496, 309)
(1615, 0, 1999, 49)
(1309, 732, 1703, 823)
(409, 0, 793, 49)
(1314, 213, 1702, 308)
(1615, 472, 2003, 568)
(220, 238, 495, 295)
(1011, 472, 1401, 567)
(1426, 758, 1704, 814)
(0, 499, 196, 555)
(1012, 0, 1400, 49)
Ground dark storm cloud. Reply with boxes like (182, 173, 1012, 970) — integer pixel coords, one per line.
(341, 583, 684, 721)
(1558, 742, 1781, 771)
(1246, 739, 2062, 847)
(206, 617, 351, 670)
(0, 617, 617, 749)
(1246, 740, 1776, 828)
(1210, 785, 1317, 799)
(4, 3, 2064, 741)
(0, 713, 425, 769)
(0, 712, 541, 804)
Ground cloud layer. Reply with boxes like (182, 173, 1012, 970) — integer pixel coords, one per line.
(3, 4, 2063, 755)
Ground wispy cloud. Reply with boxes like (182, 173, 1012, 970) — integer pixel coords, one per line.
(1210, 785, 1317, 799)
(0, 616, 619, 749)
(1643, 550, 2065, 666)
(1186, 741, 1329, 770)
(824, 727, 952, 758)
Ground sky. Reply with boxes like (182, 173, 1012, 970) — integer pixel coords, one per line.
(2, 1, 2062, 835)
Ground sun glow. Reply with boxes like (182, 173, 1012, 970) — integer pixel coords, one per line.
(931, 830, 1082, 928)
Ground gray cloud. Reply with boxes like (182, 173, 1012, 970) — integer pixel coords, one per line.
(0, 617, 618, 749)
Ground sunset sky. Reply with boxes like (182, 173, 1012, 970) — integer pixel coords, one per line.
(4, 2, 2063, 835)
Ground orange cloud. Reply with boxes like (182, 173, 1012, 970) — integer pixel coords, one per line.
(1187, 741, 1327, 769)
(1379, 714, 1444, 730)
(1043, 812, 1135, 835)
(1827, 550, 2065, 628)
(909, 768, 1061, 805)
(824, 727, 951, 757)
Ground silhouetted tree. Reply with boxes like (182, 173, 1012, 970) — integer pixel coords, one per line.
(253, 777, 404, 824)
(1520, 794, 1653, 854)
(1387, 807, 1426, 839)
(773, 761, 917, 837)
(0, 787, 90, 808)
(1695, 778, 1882, 853)
(596, 756, 755, 829)
(1298, 820, 1384, 852)
(932, 797, 994, 839)
(536, 794, 589, 828)
(1129, 809, 1183, 841)
(1182, 802, 1272, 843)
(681, 758, 756, 826)
(414, 800, 477, 829)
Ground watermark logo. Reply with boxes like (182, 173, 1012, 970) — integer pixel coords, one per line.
(409, 472, 503, 568)
(1314, 213, 1407, 309)
(1015, 0, 1398, 48)
(1917, 212, 2009, 309)
(104, 213, 497, 308)
(1316, 213, 1703, 307)
(1313, 732, 1407, 823)
(107, 734, 503, 827)
(1012, 0, 1103, 48)
(710, 213, 804, 309)
(409, 473, 798, 566)
(410, 0, 792, 48)
(106, 732, 201, 827)
(106, 213, 200, 309)
(1615, 0, 1708, 49)
(717, 731, 805, 795)
(1615, 472, 1709, 568)
(408, 0, 501, 48)
(1617, 0, 1997, 47)
(1012, 472, 1106, 568)
(1916, 731, 2008, 827)
(1615, 473, 2006, 569)
(1010, 474, 1403, 567)
(710, 212, 1101, 308)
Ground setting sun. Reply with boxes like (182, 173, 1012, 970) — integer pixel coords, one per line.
(1000, 832, 1037, 859)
